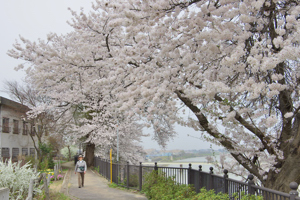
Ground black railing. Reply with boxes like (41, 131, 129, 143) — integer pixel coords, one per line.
(94, 157, 300, 200)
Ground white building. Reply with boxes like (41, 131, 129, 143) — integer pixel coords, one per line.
(0, 96, 37, 162)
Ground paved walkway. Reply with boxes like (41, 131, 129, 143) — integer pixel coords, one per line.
(62, 162, 147, 200)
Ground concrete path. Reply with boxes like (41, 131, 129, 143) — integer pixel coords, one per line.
(62, 162, 147, 200)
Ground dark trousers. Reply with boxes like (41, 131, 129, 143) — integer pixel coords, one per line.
(77, 172, 84, 187)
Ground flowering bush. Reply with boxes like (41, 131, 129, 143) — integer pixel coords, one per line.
(49, 174, 63, 181)
(0, 159, 41, 200)
(57, 174, 63, 180)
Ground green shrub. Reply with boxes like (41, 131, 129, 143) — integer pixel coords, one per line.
(39, 142, 55, 170)
(118, 176, 126, 187)
(129, 173, 139, 187)
(48, 155, 55, 169)
(118, 173, 140, 188)
(192, 188, 229, 200)
(142, 171, 196, 200)
(25, 155, 37, 166)
(191, 188, 263, 200)
(39, 159, 49, 171)
(94, 166, 99, 172)
(233, 192, 264, 200)
(142, 171, 263, 200)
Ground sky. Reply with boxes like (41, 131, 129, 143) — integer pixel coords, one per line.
(0, 0, 220, 151)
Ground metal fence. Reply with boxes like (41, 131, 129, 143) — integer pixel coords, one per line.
(94, 157, 300, 200)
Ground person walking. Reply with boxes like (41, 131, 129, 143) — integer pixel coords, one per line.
(74, 155, 87, 188)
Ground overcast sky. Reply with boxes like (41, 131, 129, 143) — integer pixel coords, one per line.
(0, 0, 220, 151)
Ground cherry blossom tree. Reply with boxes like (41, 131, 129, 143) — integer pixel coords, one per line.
(8, 0, 300, 192)
(111, 0, 300, 192)
(8, 28, 146, 166)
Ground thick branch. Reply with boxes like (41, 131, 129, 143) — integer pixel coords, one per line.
(214, 94, 276, 156)
(175, 90, 263, 180)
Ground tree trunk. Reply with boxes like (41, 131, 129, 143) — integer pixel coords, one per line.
(264, 114, 300, 192)
(265, 153, 300, 192)
(67, 145, 71, 161)
(85, 142, 95, 167)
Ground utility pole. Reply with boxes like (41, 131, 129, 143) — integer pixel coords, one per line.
(117, 120, 119, 184)
(117, 120, 119, 163)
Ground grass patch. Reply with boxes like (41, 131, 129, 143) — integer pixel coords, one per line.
(108, 182, 120, 188)
(49, 191, 72, 200)
(50, 179, 63, 192)
(108, 182, 141, 194)
(35, 191, 72, 200)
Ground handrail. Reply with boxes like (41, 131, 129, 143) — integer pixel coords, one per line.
(94, 157, 300, 199)
(252, 185, 290, 197)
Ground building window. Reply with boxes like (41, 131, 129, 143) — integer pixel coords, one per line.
(12, 148, 19, 162)
(22, 122, 28, 135)
(30, 148, 35, 157)
(22, 148, 28, 156)
(2, 118, 10, 133)
(1, 148, 10, 160)
(13, 120, 19, 134)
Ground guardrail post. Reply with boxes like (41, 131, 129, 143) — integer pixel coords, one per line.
(289, 182, 299, 200)
(43, 173, 50, 200)
(188, 163, 192, 185)
(104, 159, 107, 178)
(106, 159, 109, 179)
(100, 158, 103, 175)
(223, 169, 228, 194)
(199, 165, 203, 191)
(117, 162, 119, 185)
(99, 158, 102, 175)
(47, 173, 51, 185)
(139, 162, 142, 191)
(54, 165, 57, 181)
(209, 167, 214, 191)
(103, 159, 105, 177)
(154, 162, 158, 172)
(99, 158, 101, 174)
(247, 174, 255, 195)
(126, 161, 129, 189)
(27, 178, 34, 200)
(0, 188, 9, 200)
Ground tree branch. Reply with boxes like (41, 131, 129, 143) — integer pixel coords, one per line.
(175, 90, 263, 180)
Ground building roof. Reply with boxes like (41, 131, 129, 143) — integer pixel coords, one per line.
(0, 96, 30, 113)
